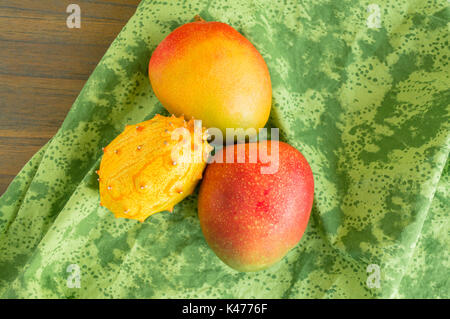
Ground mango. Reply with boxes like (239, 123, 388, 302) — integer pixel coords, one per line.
(198, 141, 314, 271)
(148, 16, 272, 134)
(98, 114, 211, 222)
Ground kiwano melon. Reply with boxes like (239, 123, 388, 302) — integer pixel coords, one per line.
(98, 114, 211, 222)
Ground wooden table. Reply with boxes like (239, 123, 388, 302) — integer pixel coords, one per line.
(0, 0, 141, 195)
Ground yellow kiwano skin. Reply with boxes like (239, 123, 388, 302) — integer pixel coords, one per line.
(98, 114, 212, 222)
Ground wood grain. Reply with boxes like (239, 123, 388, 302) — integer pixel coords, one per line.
(0, 0, 141, 195)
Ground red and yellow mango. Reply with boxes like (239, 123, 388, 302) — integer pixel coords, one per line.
(198, 141, 314, 271)
(149, 17, 272, 134)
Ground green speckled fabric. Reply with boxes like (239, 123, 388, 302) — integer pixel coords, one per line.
(0, 0, 449, 298)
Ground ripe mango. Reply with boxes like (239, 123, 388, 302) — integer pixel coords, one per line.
(198, 141, 314, 271)
(98, 114, 211, 222)
(148, 17, 272, 134)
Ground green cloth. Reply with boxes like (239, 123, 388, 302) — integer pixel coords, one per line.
(0, 0, 448, 298)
